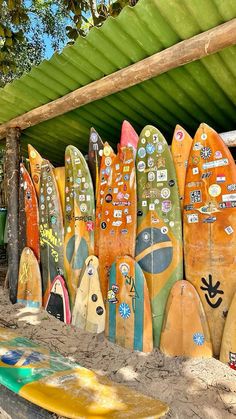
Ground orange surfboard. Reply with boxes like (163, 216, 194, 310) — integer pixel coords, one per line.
(20, 163, 40, 261)
(98, 147, 137, 300)
(53, 167, 65, 217)
(106, 255, 153, 352)
(184, 123, 236, 356)
(160, 280, 213, 357)
(95, 142, 116, 257)
(171, 125, 193, 210)
(28, 145, 43, 199)
(17, 247, 42, 308)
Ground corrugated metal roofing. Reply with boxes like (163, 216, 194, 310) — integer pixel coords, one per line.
(0, 0, 236, 165)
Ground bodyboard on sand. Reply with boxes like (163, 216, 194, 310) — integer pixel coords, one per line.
(17, 247, 42, 308)
(135, 125, 183, 347)
(45, 275, 71, 324)
(184, 123, 236, 356)
(0, 327, 168, 418)
(160, 280, 212, 357)
(72, 256, 105, 333)
(106, 255, 153, 352)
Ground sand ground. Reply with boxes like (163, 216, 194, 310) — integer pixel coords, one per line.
(0, 279, 236, 419)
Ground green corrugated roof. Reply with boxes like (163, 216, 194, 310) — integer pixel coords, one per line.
(0, 0, 236, 164)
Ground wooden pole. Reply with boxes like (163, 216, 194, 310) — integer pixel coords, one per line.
(5, 127, 21, 303)
(0, 19, 235, 140)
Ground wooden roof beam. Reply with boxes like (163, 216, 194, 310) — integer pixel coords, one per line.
(0, 19, 236, 143)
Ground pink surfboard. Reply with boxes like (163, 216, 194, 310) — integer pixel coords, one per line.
(119, 120, 139, 156)
(45, 275, 71, 324)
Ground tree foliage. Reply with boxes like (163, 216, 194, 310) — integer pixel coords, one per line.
(0, 0, 138, 85)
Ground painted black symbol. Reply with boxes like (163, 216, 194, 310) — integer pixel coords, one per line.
(101, 221, 107, 230)
(169, 180, 175, 187)
(137, 210, 143, 217)
(125, 275, 139, 313)
(200, 274, 224, 308)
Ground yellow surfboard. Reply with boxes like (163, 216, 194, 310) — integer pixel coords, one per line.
(72, 256, 105, 334)
(0, 328, 168, 418)
(220, 291, 236, 368)
(160, 280, 212, 358)
(171, 125, 193, 210)
(53, 167, 65, 217)
(28, 144, 43, 199)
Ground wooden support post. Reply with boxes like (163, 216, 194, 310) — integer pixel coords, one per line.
(5, 127, 20, 303)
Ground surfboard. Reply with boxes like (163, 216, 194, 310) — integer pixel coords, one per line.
(88, 127, 104, 199)
(135, 125, 183, 348)
(28, 145, 43, 199)
(17, 247, 42, 308)
(106, 255, 153, 352)
(119, 120, 139, 156)
(94, 142, 116, 257)
(64, 146, 95, 307)
(171, 125, 193, 210)
(98, 146, 137, 300)
(220, 291, 236, 368)
(39, 159, 64, 307)
(72, 256, 105, 333)
(20, 163, 40, 261)
(184, 123, 236, 356)
(19, 167, 27, 256)
(53, 167, 65, 218)
(45, 275, 71, 324)
(160, 280, 212, 357)
(0, 327, 168, 418)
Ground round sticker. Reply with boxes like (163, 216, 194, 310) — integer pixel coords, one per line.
(105, 157, 112, 166)
(200, 147, 212, 160)
(169, 221, 175, 227)
(143, 231, 150, 242)
(161, 188, 170, 199)
(137, 161, 146, 172)
(30, 151, 36, 158)
(161, 226, 168, 234)
(99, 149, 103, 157)
(138, 147, 146, 158)
(137, 210, 143, 216)
(147, 157, 154, 167)
(80, 203, 87, 212)
(91, 132, 98, 143)
(119, 263, 130, 276)
(168, 180, 175, 187)
(215, 151, 222, 159)
(96, 306, 104, 316)
(101, 221, 107, 230)
(145, 130, 151, 137)
(175, 130, 184, 141)
(208, 184, 221, 197)
(201, 133, 207, 140)
(50, 215, 57, 225)
(103, 146, 111, 157)
(105, 194, 112, 203)
(141, 138, 146, 144)
(148, 172, 155, 182)
(91, 293, 97, 301)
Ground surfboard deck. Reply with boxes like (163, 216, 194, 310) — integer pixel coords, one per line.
(64, 146, 95, 307)
(95, 142, 116, 257)
(20, 163, 40, 261)
(72, 256, 105, 333)
(88, 127, 104, 199)
(183, 123, 236, 356)
(135, 125, 183, 347)
(0, 327, 168, 418)
(28, 145, 43, 199)
(53, 167, 65, 218)
(160, 280, 213, 357)
(17, 247, 42, 308)
(171, 125, 193, 210)
(45, 275, 71, 324)
(98, 146, 137, 300)
(106, 255, 153, 352)
(119, 120, 139, 156)
(220, 291, 236, 368)
(39, 160, 64, 307)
